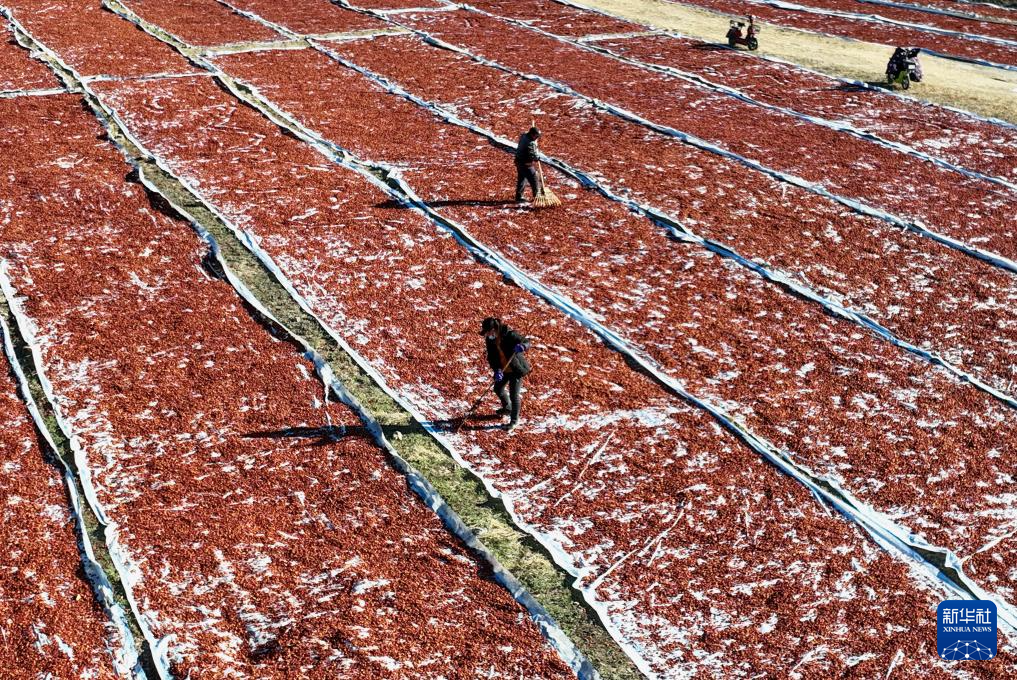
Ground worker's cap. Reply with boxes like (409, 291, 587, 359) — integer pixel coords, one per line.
(480, 317, 502, 335)
(528, 126, 541, 138)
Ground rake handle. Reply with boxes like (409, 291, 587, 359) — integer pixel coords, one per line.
(453, 352, 517, 433)
(531, 118, 546, 196)
(535, 161, 547, 196)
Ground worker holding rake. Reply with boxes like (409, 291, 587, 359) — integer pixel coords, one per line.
(514, 126, 561, 208)
(514, 126, 542, 202)
(481, 317, 531, 432)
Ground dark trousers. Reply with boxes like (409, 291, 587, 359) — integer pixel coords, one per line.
(494, 375, 523, 423)
(515, 163, 539, 200)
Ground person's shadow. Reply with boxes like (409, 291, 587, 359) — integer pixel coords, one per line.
(427, 413, 507, 433)
(837, 81, 893, 92)
(692, 42, 730, 52)
(242, 425, 368, 446)
(244, 416, 504, 442)
(376, 198, 519, 210)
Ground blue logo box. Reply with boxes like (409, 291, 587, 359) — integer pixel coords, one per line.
(937, 600, 997, 661)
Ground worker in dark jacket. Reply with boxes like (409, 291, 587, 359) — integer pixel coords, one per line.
(514, 126, 542, 202)
(480, 317, 531, 431)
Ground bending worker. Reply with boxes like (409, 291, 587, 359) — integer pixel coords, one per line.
(514, 126, 542, 202)
(480, 317, 531, 431)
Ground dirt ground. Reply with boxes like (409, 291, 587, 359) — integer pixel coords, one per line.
(571, 0, 1017, 123)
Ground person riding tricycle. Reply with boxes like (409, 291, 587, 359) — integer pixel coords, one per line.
(726, 15, 759, 51)
(886, 46, 923, 90)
